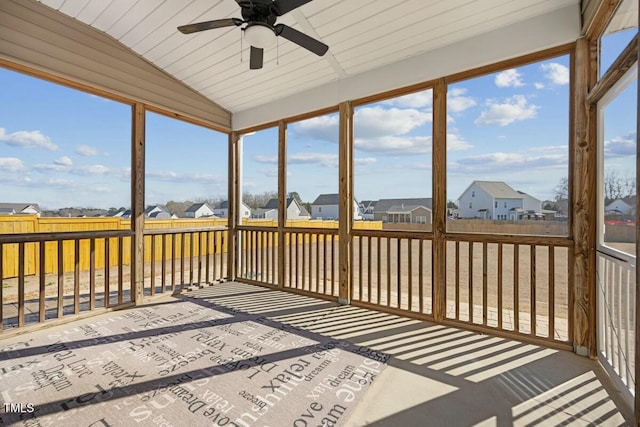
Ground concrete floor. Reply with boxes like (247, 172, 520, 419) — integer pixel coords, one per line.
(1, 282, 633, 426)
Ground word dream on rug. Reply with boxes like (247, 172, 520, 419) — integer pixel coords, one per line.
(0, 298, 389, 427)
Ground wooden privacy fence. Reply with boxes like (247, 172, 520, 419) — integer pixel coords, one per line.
(0, 216, 229, 278)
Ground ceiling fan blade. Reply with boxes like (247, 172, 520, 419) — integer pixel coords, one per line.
(272, 0, 313, 16)
(275, 24, 328, 56)
(250, 46, 264, 70)
(178, 18, 242, 34)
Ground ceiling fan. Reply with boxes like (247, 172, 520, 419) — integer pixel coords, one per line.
(178, 0, 329, 70)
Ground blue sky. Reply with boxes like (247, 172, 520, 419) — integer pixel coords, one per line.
(1, 30, 636, 210)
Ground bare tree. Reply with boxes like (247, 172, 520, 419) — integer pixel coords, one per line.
(604, 170, 636, 203)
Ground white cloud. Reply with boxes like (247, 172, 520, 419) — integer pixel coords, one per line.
(495, 69, 524, 88)
(447, 133, 473, 151)
(474, 95, 539, 126)
(73, 165, 110, 175)
(534, 82, 545, 90)
(448, 88, 477, 113)
(605, 133, 636, 157)
(383, 90, 433, 109)
(291, 115, 338, 142)
(541, 63, 569, 85)
(0, 128, 58, 151)
(0, 157, 25, 172)
(452, 151, 567, 173)
(55, 156, 73, 166)
(76, 145, 102, 157)
(146, 169, 225, 184)
(355, 106, 432, 138)
(253, 152, 377, 168)
(355, 135, 431, 156)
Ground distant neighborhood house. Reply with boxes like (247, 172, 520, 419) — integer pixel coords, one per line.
(252, 197, 310, 220)
(373, 198, 432, 224)
(311, 194, 363, 220)
(213, 201, 252, 219)
(360, 200, 377, 220)
(457, 181, 542, 220)
(184, 202, 216, 218)
(605, 198, 635, 215)
(0, 203, 41, 217)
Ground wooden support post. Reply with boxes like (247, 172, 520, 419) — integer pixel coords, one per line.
(338, 101, 353, 304)
(433, 78, 447, 322)
(131, 102, 145, 305)
(228, 132, 239, 281)
(278, 121, 287, 288)
(635, 6, 640, 422)
(573, 37, 597, 357)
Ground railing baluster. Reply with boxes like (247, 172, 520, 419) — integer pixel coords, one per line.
(89, 239, 95, 310)
(197, 232, 203, 286)
(58, 240, 65, 317)
(74, 239, 80, 314)
(161, 235, 167, 292)
(386, 237, 391, 307)
(358, 236, 363, 301)
(189, 232, 194, 286)
(0, 243, 3, 330)
(498, 243, 503, 329)
(419, 238, 423, 314)
(455, 241, 460, 320)
(396, 238, 401, 308)
(468, 241, 473, 323)
(322, 234, 327, 294)
(118, 236, 124, 304)
(315, 233, 320, 293)
(205, 232, 210, 284)
(331, 235, 335, 295)
(105, 238, 110, 308)
(377, 236, 381, 305)
(408, 238, 413, 311)
(18, 242, 25, 327)
(367, 236, 372, 303)
(180, 233, 186, 289)
(548, 245, 554, 339)
(171, 233, 176, 292)
(514, 244, 520, 332)
(482, 242, 487, 326)
(531, 245, 536, 336)
(40, 241, 46, 322)
(616, 263, 623, 374)
(150, 235, 156, 295)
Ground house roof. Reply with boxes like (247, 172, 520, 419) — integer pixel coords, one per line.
(387, 205, 431, 214)
(30, 0, 581, 130)
(471, 181, 522, 199)
(263, 197, 310, 216)
(144, 205, 165, 214)
(373, 198, 432, 213)
(312, 194, 339, 205)
(185, 202, 212, 213)
(0, 203, 41, 212)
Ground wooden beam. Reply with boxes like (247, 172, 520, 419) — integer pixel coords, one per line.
(227, 132, 239, 281)
(584, 0, 623, 39)
(131, 102, 145, 305)
(635, 7, 640, 422)
(588, 34, 638, 104)
(278, 120, 287, 289)
(432, 78, 447, 322)
(338, 101, 353, 304)
(572, 37, 597, 357)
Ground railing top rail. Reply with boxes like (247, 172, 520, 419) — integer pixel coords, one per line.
(236, 225, 278, 232)
(352, 228, 434, 239)
(596, 247, 636, 267)
(144, 226, 228, 235)
(283, 227, 339, 235)
(0, 229, 133, 244)
(444, 232, 573, 246)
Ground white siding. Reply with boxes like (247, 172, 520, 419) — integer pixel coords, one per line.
(312, 204, 339, 220)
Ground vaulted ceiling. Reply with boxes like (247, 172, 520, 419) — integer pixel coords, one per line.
(34, 0, 582, 129)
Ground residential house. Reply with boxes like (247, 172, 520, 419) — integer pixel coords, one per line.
(252, 197, 310, 220)
(213, 201, 252, 219)
(457, 181, 543, 220)
(360, 200, 377, 220)
(311, 194, 363, 220)
(605, 197, 636, 215)
(373, 198, 432, 224)
(185, 202, 216, 218)
(0, 203, 41, 217)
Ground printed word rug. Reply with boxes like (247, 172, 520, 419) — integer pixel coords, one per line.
(0, 296, 388, 427)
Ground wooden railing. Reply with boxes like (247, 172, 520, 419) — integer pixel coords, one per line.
(351, 230, 433, 316)
(143, 227, 228, 295)
(237, 226, 278, 286)
(597, 248, 635, 406)
(0, 230, 133, 330)
(284, 227, 338, 297)
(444, 233, 573, 347)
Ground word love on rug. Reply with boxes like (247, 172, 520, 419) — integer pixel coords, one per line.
(0, 298, 389, 427)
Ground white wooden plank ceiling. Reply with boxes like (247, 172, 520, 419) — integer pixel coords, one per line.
(38, 0, 580, 126)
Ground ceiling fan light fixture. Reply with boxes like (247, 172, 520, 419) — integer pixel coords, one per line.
(244, 23, 276, 49)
